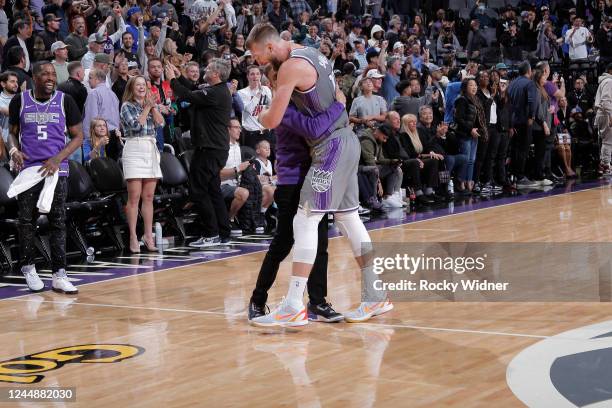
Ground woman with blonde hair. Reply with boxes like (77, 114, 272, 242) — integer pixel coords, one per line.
(399, 113, 440, 205)
(120, 75, 165, 253)
(88, 118, 111, 160)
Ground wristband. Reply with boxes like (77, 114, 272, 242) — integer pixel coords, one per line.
(9, 147, 18, 157)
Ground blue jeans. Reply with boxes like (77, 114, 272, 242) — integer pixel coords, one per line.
(445, 154, 468, 181)
(459, 138, 478, 181)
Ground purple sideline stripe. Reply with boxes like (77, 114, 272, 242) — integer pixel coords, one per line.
(0, 178, 608, 300)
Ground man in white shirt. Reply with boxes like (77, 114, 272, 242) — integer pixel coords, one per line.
(220, 118, 252, 233)
(0, 0, 9, 44)
(0, 71, 18, 143)
(237, 65, 273, 150)
(565, 17, 593, 61)
(51, 41, 69, 85)
(81, 33, 106, 70)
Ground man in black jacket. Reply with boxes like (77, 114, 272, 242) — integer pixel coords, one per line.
(58, 61, 88, 115)
(166, 58, 233, 247)
(2, 20, 33, 72)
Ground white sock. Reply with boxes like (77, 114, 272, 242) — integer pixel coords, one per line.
(286, 276, 308, 309)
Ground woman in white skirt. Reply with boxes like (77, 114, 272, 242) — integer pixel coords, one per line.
(120, 75, 165, 253)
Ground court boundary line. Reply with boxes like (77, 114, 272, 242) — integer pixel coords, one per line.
(0, 183, 606, 303)
(7, 297, 550, 339)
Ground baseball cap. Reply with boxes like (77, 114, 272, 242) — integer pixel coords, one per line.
(342, 62, 356, 75)
(244, 50, 252, 57)
(393, 41, 404, 50)
(495, 62, 509, 70)
(366, 69, 384, 79)
(127, 60, 139, 69)
(44, 13, 62, 24)
(376, 123, 393, 137)
(94, 53, 111, 64)
(126, 6, 142, 19)
(352, 21, 362, 28)
(541, 5, 549, 11)
(571, 106, 583, 114)
(333, 69, 342, 77)
(50, 41, 69, 53)
(426, 63, 441, 72)
(89, 33, 106, 43)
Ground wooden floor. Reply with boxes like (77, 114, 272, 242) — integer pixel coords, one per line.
(3, 185, 612, 407)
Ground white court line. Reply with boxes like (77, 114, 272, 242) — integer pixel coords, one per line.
(1, 184, 607, 305)
(8, 297, 549, 338)
(360, 322, 550, 339)
(8, 297, 243, 317)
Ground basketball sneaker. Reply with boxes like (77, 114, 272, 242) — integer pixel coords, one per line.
(344, 300, 394, 323)
(22, 265, 44, 292)
(189, 236, 220, 248)
(52, 269, 78, 294)
(250, 297, 308, 327)
(247, 301, 268, 321)
(307, 302, 344, 322)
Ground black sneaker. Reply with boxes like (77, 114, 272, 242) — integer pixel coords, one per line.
(230, 220, 242, 236)
(307, 302, 344, 322)
(248, 301, 268, 321)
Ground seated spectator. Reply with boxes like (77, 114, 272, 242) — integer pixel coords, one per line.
(254, 139, 276, 215)
(569, 106, 596, 168)
(83, 68, 121, 161)
(399, 114, 440, 204)
(359, 123, 405, 209)
(220, 118, 253, 234)
(567, 76, 594, 116)
(88, 118, 111, 160)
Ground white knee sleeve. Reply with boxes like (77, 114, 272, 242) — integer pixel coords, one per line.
(292, 208, 324, 264)
(334, 210, 371, 257)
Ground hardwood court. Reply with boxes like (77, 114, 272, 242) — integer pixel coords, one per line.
(3, 185, 612, 407)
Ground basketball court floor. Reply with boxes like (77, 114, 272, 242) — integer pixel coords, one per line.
(2, 180, 612, 407)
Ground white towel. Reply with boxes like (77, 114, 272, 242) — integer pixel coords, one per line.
(6, 166, 59, 214)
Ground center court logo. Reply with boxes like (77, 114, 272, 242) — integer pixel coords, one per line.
(0, 344, 145, 384)
(507, 321, 612, 407)
(311, 169, 333, 193)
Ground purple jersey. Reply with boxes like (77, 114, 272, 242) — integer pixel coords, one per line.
(19, 91, 69, 176)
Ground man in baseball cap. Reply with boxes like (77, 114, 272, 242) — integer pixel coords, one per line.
(81, 33, 106, 69)
(51, 41, 70, 84)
